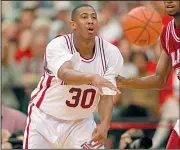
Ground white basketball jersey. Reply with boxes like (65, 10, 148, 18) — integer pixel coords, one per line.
(30, 34, 124, 120)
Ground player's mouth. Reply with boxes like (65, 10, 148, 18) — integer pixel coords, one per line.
(165, 5, 175, 12)
(87, 27, 95, 34)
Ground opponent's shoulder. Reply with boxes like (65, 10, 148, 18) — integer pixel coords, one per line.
(161, 19, 173, 36)
(47, 34, 70, 49)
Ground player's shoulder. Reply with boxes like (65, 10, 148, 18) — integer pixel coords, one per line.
(96, 36, 120, 54)
(162, 19, 174, 34)
(47, 34, 70, 49)
(160, 19, 174, 42)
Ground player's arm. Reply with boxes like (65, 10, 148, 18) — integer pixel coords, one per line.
(116, 50, 172, 89)
(90, 44, 123, 148)
(46, 38, 92, 85)
(58, 61, 93, 85)
(90, 95, 113, 148)
(46, 37, 119, 93)
(98, 95, 113, 125)
(58, 61, 120, 94)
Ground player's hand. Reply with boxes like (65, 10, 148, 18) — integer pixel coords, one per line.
(116, 75, 126, 87)
(91, 74, 120, 95)
(89, 121, 109, 148)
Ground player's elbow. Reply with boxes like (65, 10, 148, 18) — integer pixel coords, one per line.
(57, 61, 73, 83)
(59, 69, 71, 84)
(155, 74, 167, 89)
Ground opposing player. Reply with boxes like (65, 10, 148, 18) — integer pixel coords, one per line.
(23, 4, 124, 149)
(116, 0, 180, 148)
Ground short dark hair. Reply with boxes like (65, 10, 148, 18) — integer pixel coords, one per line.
(71, 4, 95, 21)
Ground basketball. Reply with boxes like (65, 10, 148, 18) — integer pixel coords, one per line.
(122, 6, 163, 47)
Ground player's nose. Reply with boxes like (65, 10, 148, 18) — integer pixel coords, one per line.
(87, 17, 93, 24)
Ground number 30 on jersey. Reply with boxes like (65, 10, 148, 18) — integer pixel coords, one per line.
(66, 88, 96, 108)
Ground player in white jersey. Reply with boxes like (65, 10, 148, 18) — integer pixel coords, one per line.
(23, 4, 124, 149)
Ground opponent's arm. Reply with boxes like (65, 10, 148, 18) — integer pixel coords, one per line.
(117, 50, 172, 89)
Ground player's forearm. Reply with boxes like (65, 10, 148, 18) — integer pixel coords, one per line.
(98, 95, 113, 124)
(60, 69, 94, 85)
(118, 74, 166, 90)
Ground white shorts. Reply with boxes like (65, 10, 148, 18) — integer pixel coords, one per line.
(23, 103, 104, 149)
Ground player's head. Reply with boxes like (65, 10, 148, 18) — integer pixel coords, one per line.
(163, 1, 180, 17)
(70, 4, 98, 40)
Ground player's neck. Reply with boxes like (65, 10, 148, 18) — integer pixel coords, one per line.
(73, 34, 95, 58)
(174, 16, 180, 27)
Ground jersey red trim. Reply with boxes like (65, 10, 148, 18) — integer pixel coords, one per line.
(25, 103, 34, 149)
(36, 75, 53, 108)
(31, 73, 45, 101)
(98, 37, 106, 74)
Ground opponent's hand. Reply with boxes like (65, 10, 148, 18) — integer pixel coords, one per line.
(91, 74, 120, 95)
(89, 121, 109, 148)
(116, 75, 126, 87)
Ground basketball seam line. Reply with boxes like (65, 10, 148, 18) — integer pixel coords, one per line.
(141, 9, 161, 24)
(128, 15, 161, 35)
(133, 10, 155, 44)
(141, 9, 149, 22)
(143, 9, 160, 45)
(125, 27, 150, 45)
(146, 28, 150, 45)
(142, 9, 151, 45)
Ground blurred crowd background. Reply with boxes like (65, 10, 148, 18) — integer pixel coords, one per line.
(1, 1, 179, 149)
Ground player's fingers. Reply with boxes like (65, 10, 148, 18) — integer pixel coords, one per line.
(101, 82, 115, 91)
(97, 143, 104, 149)
(89, 134, 100, 144)
(91, 139, 104, 148)
(91, 141, 101, 148)
(105, 83, 120, 94)
(96, 140, 105, 149)
(114, 87, 121, 95)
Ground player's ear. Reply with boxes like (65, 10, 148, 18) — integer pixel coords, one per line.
(70, 21, 76, 30)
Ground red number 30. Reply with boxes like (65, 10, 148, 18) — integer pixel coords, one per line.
(66, 88, 96, 108)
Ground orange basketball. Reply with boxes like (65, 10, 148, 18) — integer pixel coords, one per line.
(123, 6, 163, 47)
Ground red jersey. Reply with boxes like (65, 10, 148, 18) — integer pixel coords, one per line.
(160, 19, 180, 80)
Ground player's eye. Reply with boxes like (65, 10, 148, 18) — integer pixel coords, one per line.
(82, 16, 87, 19)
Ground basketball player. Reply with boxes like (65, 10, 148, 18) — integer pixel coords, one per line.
(23, 4, 124, 149)
(116, 0, 180, 148)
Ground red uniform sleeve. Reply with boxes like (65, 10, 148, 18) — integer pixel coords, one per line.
(160, 26, 169, 55)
